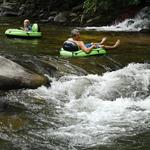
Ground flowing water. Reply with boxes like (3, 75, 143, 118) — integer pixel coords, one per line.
(85, 6, 150, 32)
(0, 17, 150, 150)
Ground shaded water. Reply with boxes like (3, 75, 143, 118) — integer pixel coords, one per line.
(0, 17, 150, 74)
(0, 17, 150, 150)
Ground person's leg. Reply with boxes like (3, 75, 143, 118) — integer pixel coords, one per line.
(100, 37, 107, 44)
(102, 40, 120, 49)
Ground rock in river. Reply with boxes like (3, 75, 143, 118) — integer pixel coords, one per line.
(0, 56, 49, 90)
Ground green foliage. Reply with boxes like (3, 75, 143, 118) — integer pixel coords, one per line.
(83, 0, 97, 13)
(83, 0, 141, 15)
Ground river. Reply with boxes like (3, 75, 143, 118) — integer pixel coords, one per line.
(0, 17, 150, 150)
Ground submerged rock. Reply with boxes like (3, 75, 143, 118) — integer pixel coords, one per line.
(6, 55, 87, 79)
(0, 56, 49, 90)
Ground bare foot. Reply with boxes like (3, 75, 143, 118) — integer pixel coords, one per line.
(100, 37, 107, 44)
(113, 40, 120, 48)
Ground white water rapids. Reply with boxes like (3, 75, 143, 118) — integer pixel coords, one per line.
(85, 6, 150, 32)
(27, 63, 150, 148)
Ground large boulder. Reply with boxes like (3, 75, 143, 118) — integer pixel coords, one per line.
(0, 56, 49, 90)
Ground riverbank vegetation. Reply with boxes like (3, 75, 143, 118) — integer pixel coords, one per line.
(0, 0, 149, 25)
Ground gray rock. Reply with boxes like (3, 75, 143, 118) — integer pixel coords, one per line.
(54, 12, 67, 23)
(49, 11, 57, 16)
(48, 16, 54, 21)
(0, 56, 49, 90)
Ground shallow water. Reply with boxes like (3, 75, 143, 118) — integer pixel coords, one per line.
(0, 17, 150, 74)
(0, 17, 150, 150)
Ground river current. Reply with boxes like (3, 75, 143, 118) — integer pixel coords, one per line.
(0, 17, 150, 150)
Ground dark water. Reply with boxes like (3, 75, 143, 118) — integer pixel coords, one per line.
(0, 17, 150, 150)
(0, 17, 150, 74)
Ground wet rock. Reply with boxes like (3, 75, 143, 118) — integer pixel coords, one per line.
(137, 6, 150, 20)
(69, 12, 77, 17)
(54, 12, 67, 23)
(140, 28, 150, 33)
(4, 55, 87, 80)
(0, 56, 49, 90)
(49, 11, 57, 16)
(3, 11, 18, 16)
(18, 4, 25, 16)
(127, 19, 134, 27)
(48, 16, 54, 22)
(86, 16, 101, 24)
(46, 57, 87, 77)
(0, 2, 18, 16)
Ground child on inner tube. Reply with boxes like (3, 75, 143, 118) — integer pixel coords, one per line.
(22, 19, 32, 31)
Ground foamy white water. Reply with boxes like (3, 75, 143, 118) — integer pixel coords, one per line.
(27, 63, 150, 147)
(85, 6, 150, 32)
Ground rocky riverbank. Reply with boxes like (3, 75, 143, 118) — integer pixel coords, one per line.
(0, 0, 85, 25)
(0, 0, 149, 27)
(0, 54, 87, 91)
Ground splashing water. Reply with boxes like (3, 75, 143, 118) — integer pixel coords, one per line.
(27, 63, 150, 148)
(85, 7, 150, 32)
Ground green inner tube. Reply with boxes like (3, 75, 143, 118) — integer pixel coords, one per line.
(60, 48, 107, 57)
(5, 23, 42, 38)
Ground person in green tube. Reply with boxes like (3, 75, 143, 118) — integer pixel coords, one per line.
(63, 29, 120, 53)
(21, 19, 32, 31)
